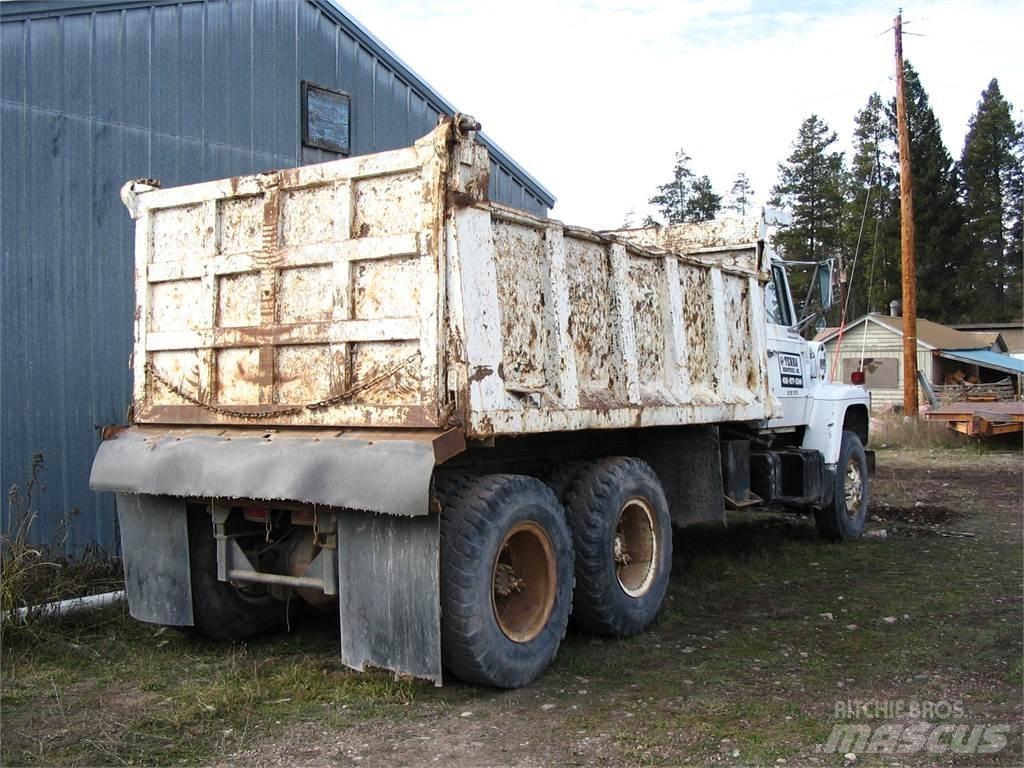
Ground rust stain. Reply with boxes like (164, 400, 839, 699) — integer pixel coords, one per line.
(469, 365, 493, 383)
(475, 414, 495, 438)
(493, 221, 547, 389)
(100, 424, 129, 441)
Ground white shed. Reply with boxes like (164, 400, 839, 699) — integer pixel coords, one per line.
(815, 314, 1012, 410)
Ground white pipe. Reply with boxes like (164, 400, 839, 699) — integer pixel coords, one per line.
(4, 590, 125, 624)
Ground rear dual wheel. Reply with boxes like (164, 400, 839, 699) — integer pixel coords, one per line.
(186, 506, 285, 641)
(436, 459, 671, 688)
(555, 458, 673, 637)
(438, 474, 573, 688)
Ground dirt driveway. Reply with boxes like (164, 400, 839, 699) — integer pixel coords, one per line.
(3, 448, 1021, 767)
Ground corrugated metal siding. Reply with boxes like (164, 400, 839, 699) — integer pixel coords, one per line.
(0, 0, 551, 553)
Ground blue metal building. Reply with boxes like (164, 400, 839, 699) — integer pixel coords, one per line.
(0, 0, 555, 553)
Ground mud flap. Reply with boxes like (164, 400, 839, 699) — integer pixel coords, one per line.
(115, 493, 194, 626)
(639, 425, 726, 527)
(336, 510, 442, 685)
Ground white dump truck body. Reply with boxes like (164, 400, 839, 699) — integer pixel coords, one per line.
(122, 119, 776, 439)
(94, 118, 870, 688)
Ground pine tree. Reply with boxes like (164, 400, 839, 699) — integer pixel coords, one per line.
(687, 175, 722, 222)
(844, 93, 900, 319)
(649, 149, 696, 224)
(960, 78, 1024, 321)
(727, 173, 754, 216)
(886, 61, 965, 323)
(770, 115, 846, 316)
(649, 150, 722, 224)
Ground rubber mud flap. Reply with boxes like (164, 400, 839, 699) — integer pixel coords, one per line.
(336, 511, 442, 684)
(116, 493, 194, 627)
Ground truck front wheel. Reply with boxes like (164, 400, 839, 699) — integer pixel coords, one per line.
(564, 458, 672, 637)
(438, 475, 573, 688)
(814, 431, 869, 541)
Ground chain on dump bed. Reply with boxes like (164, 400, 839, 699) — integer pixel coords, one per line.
(143, 352, 421, 421)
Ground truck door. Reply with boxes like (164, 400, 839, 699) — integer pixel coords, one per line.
(764, 264, 812, 427)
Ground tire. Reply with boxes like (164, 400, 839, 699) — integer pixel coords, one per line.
(545, 460, 588, 503)
(187, 506, 286, 641)
(438, 474, 574, 688)
(564, 457, 672, 637)
(814, 431, 869, 541)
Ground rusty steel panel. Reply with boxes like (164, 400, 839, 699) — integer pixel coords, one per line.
(125, 120, 488, 429)
(564, 235, 620, 404)
(493, 222, 548, 390)
(128, 121, 775, 440)
(446, 207, 777, 438)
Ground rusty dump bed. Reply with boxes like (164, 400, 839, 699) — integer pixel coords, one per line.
(122, 118, 776, 441)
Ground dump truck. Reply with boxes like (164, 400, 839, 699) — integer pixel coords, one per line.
(90, 116, 871, 688)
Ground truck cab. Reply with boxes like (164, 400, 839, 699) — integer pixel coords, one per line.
(759, 240, 872, 539)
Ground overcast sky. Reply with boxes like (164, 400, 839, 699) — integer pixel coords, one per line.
(340, 0, 1023, 230)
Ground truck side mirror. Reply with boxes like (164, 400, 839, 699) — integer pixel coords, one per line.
(818, 261, 834, 313)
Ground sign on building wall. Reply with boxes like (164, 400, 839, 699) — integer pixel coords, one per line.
(302, 81, 351, 155)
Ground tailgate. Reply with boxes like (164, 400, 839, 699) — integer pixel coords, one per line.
(125, 126, 452, 428)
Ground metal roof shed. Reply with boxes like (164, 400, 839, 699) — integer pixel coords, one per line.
(0, 0, 555, 552)
(937, 349, 1024, 378)
(816, 314, 1019, 410)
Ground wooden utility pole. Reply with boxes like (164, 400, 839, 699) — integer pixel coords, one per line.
(894, 12, 919, 416)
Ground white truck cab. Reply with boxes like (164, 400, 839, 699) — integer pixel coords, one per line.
(758, 241, 872, 541)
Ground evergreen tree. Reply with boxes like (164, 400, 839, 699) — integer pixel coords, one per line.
(649, 149, 696, 224)
(886, 61, 965, 323)
(960, 78, 1024, 321)
(770, 115, 846, 316)
(649, 150, 722, 224)
(727, 173, 755, 216)
(844, 93, 900, 319)
(687, 175, 722, 222)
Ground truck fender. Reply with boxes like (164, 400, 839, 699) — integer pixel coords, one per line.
(801, 386, 870, 466)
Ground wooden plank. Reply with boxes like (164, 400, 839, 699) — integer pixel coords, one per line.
(927, 400, 1024, 420)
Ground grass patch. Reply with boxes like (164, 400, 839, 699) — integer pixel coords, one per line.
(1, 611, 440, 766)
(871, 412, 973, 450)
(2, 454, 123, 647)
(2, 450, 1021, 766)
